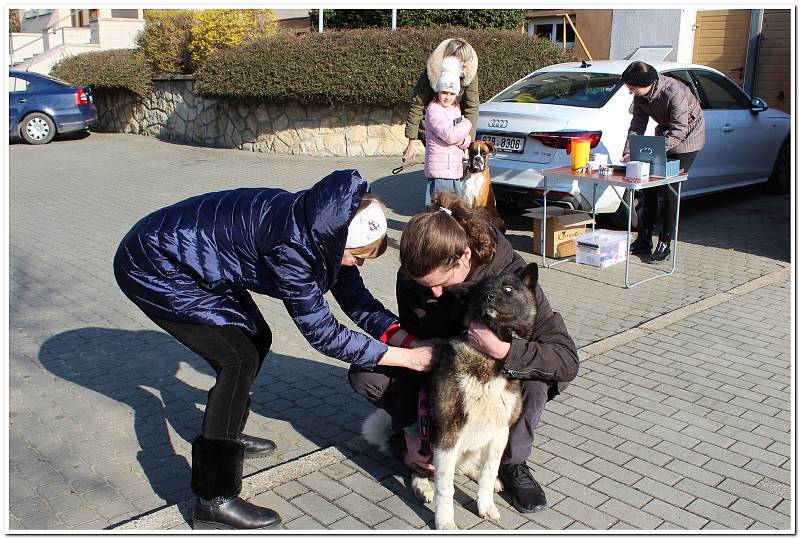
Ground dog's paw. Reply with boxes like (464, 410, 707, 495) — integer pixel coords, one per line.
(479, 503, 501, 523)
(436, 519, 458, 530)
(494, 477, 504, 492)
(410, 475, 434, 504)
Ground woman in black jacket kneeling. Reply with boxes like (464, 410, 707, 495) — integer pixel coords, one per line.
(349, 190, 580, 514)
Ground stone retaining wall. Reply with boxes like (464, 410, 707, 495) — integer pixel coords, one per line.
(93, 76, 418, 157)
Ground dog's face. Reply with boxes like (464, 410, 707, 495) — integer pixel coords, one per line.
(467, 140, 496, 173)
(460, 263, 539, 342)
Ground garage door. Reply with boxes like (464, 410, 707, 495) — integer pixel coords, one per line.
(693, 10, 751, 86)
(753, 9, 790, 114)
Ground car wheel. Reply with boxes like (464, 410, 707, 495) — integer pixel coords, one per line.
(20, 112, 56, 145)
(766, 140, 790, 194)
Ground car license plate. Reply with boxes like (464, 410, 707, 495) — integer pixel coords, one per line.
(477, 133, 525, 153)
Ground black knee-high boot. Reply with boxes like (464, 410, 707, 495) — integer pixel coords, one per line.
(191, 435, 281, 530)
(238, 397, 276, 460)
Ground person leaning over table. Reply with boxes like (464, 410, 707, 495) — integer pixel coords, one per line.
(621, 61, 705, 263)
(348, 190, 580, 514)
(113, 170, 436, 530)
(401, 38, 480, 164)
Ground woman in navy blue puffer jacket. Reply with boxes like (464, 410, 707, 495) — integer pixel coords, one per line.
(114, 169, 434, 530)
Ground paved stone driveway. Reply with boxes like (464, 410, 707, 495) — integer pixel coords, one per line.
(8, 133, 791, 530)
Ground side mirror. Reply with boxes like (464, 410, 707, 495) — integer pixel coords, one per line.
(750, 97, 769, 114)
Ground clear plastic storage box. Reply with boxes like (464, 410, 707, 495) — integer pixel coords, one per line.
(575, 229, 629, 268)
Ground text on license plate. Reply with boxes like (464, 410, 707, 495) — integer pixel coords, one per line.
(477, 134, 525, 153)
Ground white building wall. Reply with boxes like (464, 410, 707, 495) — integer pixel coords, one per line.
(609, 9, 684, 61)
(94, 18, 145, 49)
(676, 9, 697, 63)
(19, 9, 72, 32)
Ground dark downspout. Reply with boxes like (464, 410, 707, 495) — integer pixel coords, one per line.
(744, 10, 763, 96)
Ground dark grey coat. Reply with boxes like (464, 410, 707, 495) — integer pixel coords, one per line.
(625, 74, 705, 156)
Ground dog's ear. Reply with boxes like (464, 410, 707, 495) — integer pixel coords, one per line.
(444, 281, 477, 301)
(484, 140, 496, 157)
(513, 262, 539, 291)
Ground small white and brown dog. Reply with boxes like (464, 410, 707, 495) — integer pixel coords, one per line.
(462, 140, 506, 233)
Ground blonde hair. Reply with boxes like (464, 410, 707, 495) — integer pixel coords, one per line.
(347, 193, 388, 259)
(444, 38, 477, 70)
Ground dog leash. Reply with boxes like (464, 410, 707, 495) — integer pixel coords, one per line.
(418, 388, 432, 456)
(391, 160, 422, 175)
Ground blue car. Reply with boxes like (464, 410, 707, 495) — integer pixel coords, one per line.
(9, 70, 98, 144)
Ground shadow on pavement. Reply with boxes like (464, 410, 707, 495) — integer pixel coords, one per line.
(39, 328, 206, 507)
(38, 326, 429, 519)
(678, 186, 790, 261)
(370, 171, 428, 221)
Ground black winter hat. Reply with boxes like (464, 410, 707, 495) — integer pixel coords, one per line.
(621, 62, 658, 88)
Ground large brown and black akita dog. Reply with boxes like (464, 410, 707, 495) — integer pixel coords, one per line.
(363, 262, 539, 529)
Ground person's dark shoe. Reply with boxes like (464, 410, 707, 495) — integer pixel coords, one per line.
(629, 230, 653, 255)
(648, 240, 671, 263)
(499, 463, 547, 513)
(239, 433, 276, 459)
(192, 496, 282, 530)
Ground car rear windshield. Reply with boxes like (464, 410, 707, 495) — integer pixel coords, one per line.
(492, 72, 623, 108)
(34, 73, 73, 87)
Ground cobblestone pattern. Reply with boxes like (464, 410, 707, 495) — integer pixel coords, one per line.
(8, 134, 790, 530)
(92, 79, 412, 157)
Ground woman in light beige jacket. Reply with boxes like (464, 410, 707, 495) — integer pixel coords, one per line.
(402, 38, 480, 164)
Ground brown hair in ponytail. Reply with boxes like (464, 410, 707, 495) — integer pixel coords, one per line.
(400, 190, 496, 278)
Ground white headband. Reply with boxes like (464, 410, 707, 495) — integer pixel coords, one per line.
(345, 200, 387, 249)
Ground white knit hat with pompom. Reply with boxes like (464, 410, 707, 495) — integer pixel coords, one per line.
(435, 56, 462, 93)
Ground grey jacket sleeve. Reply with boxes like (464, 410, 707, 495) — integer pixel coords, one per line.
(624, 98, 650, 155)
(660, 86, 692, 153)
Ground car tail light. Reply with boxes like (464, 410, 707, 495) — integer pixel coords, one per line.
(75, 88, 89, 105)
(528, 130, 603, 149)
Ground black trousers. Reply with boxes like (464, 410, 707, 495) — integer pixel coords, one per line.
(639, 151, 699, 240)
(349, 364, 549, 465)
(148, 314, 272, 440)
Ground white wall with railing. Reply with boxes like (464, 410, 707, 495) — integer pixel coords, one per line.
(9, 33, 44, 62)
(44, 26, 93, 49)
(10, 10, 143, 70)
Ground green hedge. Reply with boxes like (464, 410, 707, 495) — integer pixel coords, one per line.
(51, 49, 153, 97)
(309, 9, 525, 30)
(196, 27, 576, 105)
(136, 9, 195, 75)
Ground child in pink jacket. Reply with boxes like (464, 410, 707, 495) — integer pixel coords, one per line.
(423, 56, 472, 207)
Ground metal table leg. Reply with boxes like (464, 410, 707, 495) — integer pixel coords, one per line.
(624, 182, 682, 288)
(539, 175, 570, 269)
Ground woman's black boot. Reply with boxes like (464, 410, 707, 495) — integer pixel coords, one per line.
(191, 435, 281, 530)
(239, 398, 277, 459)
(648, 236, 671, 263)
(629, 228, 653, 255)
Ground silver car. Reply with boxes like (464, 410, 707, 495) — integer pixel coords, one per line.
(478, 60, 790, 226)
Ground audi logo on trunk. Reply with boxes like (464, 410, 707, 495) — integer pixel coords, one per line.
(488, 119, 508, 128)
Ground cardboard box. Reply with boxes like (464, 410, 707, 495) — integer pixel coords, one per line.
(575, 229, 628, 268)
(523, 207, 595, 258)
